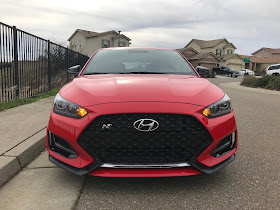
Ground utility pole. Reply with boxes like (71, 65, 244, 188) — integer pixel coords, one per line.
(118, 31, 121, 47)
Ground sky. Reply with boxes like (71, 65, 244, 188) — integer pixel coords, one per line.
(1, 0, 280, 55)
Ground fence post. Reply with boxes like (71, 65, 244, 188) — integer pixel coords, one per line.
(13, 26, 19, 97)
(66, 48, 69, 83)
(47, 40, 51, 91)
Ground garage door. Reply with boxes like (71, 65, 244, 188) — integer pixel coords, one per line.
(199, 63, 217, 77)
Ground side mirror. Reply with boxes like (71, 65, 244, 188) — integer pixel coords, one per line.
(196, 67, 209, 76)
(198, 71, 209, 76)
(68, 65, 81, 76)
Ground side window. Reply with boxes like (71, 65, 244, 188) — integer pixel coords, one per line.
(216, 48, 222, 56)
(268, 65, 280, 70)
(227, 49, 233, 54)
(102, 39, 110, 48)
(119, 41, 126, 47)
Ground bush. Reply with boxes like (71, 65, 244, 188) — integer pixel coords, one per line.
(251, 75, 273, 88)
(241, 76, 258, 86)
(265, 76, 280, 90)
(241, 75, 280, 91)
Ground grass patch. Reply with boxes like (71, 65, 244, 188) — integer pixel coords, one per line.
(0, 88, 58, 112)
(241, 75, 280, 91)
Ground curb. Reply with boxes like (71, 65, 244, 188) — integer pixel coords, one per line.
(0, 129, 46, 188)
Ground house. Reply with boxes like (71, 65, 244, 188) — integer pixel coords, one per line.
(252, 48, 280, 60)
(238, 48, 280, 74)
(178, 38, 244, 71)
(68, 29, 131, 57)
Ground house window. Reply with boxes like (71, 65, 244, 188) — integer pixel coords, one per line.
(216, 48, 222, 56)
(264, 54, 267, 58)
(102, 40, 110, 48)
(227, 49, 233, 54)
(119, 41, 126, 47)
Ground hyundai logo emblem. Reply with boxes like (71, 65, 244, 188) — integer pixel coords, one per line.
(133, 119, 159, 132)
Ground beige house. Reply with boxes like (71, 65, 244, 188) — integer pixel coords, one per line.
(68, 29, 131, 57)
(180, 38, 244, 70)
(252, 48, 280, 59)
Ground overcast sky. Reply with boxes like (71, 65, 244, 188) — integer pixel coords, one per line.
(1, 0, 280, 55)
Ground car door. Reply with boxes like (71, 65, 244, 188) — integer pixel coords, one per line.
(223, 67, 229, 75)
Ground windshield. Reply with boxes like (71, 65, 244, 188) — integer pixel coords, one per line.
(82, 49, 197, 76)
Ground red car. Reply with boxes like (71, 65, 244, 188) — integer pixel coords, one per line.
(47, 48, 237, 177)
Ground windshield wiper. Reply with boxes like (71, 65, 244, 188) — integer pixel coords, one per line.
(82, 72, 168, 75)
(82, 72, 109, 75)
(120, 72, 167, 74)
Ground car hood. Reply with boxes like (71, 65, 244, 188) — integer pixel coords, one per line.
(60, 74, 225, 107)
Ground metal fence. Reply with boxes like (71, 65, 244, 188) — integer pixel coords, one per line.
(0, 22, 89, 103)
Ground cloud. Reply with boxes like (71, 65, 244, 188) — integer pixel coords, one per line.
(1, 0, 280, 55)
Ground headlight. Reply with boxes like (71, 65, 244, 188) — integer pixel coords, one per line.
(53, 93, 87, 119)
(202, 94, 232, 118)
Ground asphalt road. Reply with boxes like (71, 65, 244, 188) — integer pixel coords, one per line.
(77, 76, 280, 210)
(0, 76, 279, 210)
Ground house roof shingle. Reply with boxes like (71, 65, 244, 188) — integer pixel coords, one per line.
(184, 38, 236, 49)
(221, 54, 243, 61)
(252, 47, 280, 55)
(177, 47, 198, 54)
(68, 29, 131, 41)
(188, 52, 221, 61)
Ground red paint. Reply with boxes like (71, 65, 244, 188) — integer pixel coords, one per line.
(59, 75, 224, 108)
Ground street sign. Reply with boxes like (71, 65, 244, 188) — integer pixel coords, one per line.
(244, 57, 250, 63)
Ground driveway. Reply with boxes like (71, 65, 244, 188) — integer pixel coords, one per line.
(0, 77, 279, 210)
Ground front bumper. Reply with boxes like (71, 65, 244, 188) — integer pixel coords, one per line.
(47, 101, 238, 177)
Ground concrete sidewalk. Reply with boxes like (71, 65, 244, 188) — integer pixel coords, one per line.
(0, 96, 54, 188)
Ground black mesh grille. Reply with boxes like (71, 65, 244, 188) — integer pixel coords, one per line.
(78, 114, 212, 163)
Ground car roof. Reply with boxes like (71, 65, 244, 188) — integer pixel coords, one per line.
(268, 63, 280, 67)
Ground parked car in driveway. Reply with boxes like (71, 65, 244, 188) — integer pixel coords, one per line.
(266, 64, 280, 76)
(196, 66, 210, 78)
(238, 69, 255, 76)
(47, 47, 238, 177)
(214, 66, 239, 77)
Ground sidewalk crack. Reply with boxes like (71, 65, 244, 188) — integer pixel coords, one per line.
(1, 127, 47, 156)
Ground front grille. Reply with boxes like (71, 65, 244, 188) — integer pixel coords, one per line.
(78, 114, 212, 163)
